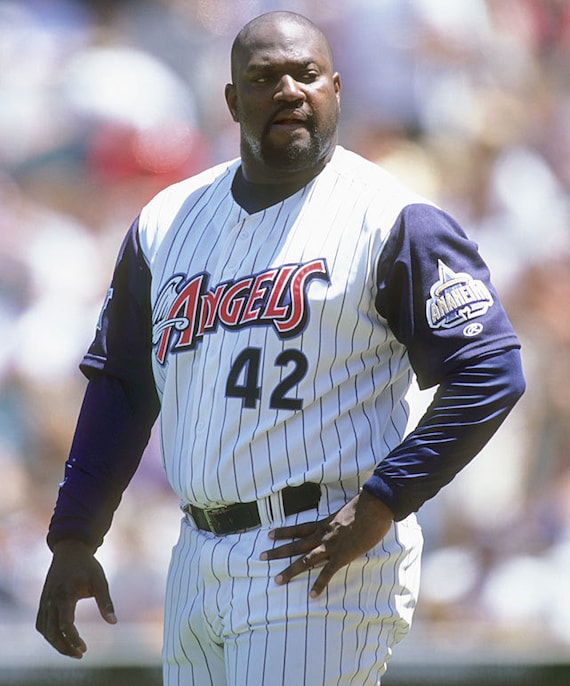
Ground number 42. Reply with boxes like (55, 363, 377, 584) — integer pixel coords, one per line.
(225, 347, 308, 411)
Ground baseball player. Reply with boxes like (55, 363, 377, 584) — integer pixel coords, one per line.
(36, 11, 525, 686)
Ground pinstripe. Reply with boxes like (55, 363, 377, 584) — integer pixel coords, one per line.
(259, 551, 272, 686)
(336, 565, 350, 681)
(350, 561, 368, 684)
(164, 523, 219, 686)
(279, 570, 290, 685)
(241, 548, 257, 684)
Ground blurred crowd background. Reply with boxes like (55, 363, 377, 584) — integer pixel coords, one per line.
(1, 0, 569, 668)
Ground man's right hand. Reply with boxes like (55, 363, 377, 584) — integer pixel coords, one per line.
(35, 539, 117, 659)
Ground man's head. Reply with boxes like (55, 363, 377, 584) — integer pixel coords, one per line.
(225, 12, 341, 184)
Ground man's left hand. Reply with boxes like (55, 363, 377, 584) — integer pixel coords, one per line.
(260, 489, 394, 597)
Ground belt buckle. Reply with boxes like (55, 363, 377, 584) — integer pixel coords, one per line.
(203, 505, 230, 535)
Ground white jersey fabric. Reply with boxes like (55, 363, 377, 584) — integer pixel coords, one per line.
(139, 146, 427, 511)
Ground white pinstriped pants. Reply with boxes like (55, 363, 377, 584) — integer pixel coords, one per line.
(162, 502, 423, 686)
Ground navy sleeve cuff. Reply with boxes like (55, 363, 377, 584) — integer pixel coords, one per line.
(361, 477, 408, 522)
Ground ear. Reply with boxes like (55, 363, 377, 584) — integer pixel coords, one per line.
(225, 83, 239, 122)
(333, 72, 341, 107)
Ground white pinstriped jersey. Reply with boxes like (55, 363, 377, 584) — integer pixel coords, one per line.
(139, 146, 428, 509)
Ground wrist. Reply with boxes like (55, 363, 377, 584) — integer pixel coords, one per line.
(52, 539, 96, 556)
(359, 487, 395, 521)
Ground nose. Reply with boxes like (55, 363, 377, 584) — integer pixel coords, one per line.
(274, 74, 305, 102)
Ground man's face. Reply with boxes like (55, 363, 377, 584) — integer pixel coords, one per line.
(226, 19, 341, 181)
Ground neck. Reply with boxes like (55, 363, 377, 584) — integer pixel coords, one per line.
(239, 140, 336, 187)
(232, 166, 309, 213)
(234, 144, 336, 213)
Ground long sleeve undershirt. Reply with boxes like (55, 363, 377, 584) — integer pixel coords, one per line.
(47, 374, 159, 551)
(363, 347, 524, 520)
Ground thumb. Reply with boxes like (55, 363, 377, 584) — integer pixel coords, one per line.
(99, 600, 118, 625)
(93, 574, 117, 624)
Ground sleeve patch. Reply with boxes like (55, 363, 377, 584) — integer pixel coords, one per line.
(426, 260, 494, 332)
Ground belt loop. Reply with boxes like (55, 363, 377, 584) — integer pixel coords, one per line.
(270, 491, 286, 523)
(257, 492, 284, 526)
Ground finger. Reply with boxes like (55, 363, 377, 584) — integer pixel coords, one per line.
(35, 601, 46, 638)
(55, 596, 87, 657)
(274, 549, 327, 586)
(268, 521, 319, 540)
(260, 536, 315, 561)
(93, 576, 117, 625)
(309, 560, 338, 598)
(43, 598, 86, 659)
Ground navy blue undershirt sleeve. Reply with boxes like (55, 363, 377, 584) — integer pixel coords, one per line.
(365, 203, 525, 519)
(47, 220, 160, 551)
(47, 372, 159, 551)
(363, 347, 525, 521)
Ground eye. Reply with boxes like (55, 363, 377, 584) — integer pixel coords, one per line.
(298, 70, 319, 84)
(247, 69, 274, 86)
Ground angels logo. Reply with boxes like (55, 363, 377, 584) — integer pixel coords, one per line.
(152, 259, 330, 364)
(426, 260, 493, 330)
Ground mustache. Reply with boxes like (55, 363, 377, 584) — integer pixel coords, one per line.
(264, 108, 315, 135)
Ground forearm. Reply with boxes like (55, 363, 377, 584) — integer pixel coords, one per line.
(363, 347, 526, 520)
(47, 372, 160, 551)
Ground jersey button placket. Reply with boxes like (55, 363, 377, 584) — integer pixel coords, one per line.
(218, 218, 250, 277)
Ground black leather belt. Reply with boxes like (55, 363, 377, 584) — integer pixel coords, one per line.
(186, 483, 321, 535)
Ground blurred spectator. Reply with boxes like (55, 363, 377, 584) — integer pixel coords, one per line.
(0, 0, 569, 661)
